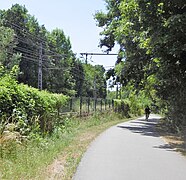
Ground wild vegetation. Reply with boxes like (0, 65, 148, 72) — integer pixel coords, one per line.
(0, 112, 129, 179)
(0, 4, 116, 179)
(0, 66, 69, 135)
(0, 0, 185, 178)
(0, 4, 107, 98)
(95, 0, 186, 132)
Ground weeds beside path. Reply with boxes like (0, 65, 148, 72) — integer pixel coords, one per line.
(156, 118, 186, 156)
(13, 113, 130, 180)
(39, 113, 131, 180)
(1, 113, 130, 179)
(3, 114, 186, 179)
(40, 114, 132, 180)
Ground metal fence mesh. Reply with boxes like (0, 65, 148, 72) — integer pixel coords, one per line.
(59, 97, 114, 116)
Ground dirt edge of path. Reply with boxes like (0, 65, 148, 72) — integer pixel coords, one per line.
(38, 118, 130, 180)
(156, 119, 186, 156)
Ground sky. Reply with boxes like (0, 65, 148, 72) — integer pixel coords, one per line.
(0, 0, 119, 68)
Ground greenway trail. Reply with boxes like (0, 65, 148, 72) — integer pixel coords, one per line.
(73, 114, 186, 180)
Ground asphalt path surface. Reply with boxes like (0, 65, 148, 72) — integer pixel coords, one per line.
(73, 114, 186, 180)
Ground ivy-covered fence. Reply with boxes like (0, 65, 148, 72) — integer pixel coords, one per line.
(0, 67, 144, 138)
(0, 68, 114, 136)
(0, 70, 69, 136)
(60, 97, 114, 116)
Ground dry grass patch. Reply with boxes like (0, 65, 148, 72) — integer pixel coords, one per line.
(40, 114, 129, 180)
(157, 119, 186, 155)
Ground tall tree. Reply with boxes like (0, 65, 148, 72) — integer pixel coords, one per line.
(95, 0, 186, 128)
(46, 28, 76, 95)
(0, 4, 108, 99)
(0, 23, 20, 70)
(0, 4, 44, 87)
(82, 64, 106, 98)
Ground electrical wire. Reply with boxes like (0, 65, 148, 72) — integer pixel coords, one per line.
(3, 20, 108, 87)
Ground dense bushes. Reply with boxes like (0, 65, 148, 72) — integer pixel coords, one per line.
(114, 99, 143, 118)
(114, 100, 130, 117)
(95, 0, 186, 132)
(0, 66, 69, 136)
(113, 83, 152, 117)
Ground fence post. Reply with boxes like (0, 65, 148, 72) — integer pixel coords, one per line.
(80, 97, 82, 116)
(87, 98, 90, 114)
(101, 99, 102, 112)
(94, 98, 97, 112)
(112, 99, 115, 111)
(70, 98, 73, 111)
(105, 99, 107, 110)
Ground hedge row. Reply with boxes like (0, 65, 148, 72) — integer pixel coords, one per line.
(0, 70, 69, 135)
(114, 99, 143, 117)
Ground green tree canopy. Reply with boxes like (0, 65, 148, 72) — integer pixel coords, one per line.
(95, 0, 186, 129)
(0, 4, 107, 98)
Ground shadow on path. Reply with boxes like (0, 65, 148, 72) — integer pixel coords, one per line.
(117, 117, 176, 152)
(153, 143, 174, 152)
(117, 117, 160, 138)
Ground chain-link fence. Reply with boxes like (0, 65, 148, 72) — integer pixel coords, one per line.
(59, 97, 114, 116)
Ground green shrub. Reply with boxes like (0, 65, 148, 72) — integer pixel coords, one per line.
(114, 99, 130, 117)
(0, 67, 69, 136)
(114, 98, 144, 117)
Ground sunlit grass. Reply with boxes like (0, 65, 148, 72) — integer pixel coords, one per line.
(0, 112, 130, 179)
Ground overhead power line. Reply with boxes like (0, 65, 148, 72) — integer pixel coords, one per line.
(80, 52, 118, 64)
(4, 20, 114, 92)
(80, 53, 118, 56)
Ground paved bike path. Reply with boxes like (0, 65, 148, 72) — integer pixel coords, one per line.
(73, 114, 186, 180)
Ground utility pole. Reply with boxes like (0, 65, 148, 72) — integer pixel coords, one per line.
(94, 75, 97, 112)
(119, 83, 122, 99)
(38, 43, 43, 90)
(85, 53, 88, 64)
(116, 82, 119, 99)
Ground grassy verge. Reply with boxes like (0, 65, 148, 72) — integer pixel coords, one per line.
(156, 118, 186, 156)
(0, 112, 131, 180)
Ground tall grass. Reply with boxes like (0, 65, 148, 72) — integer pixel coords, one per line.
(0, 112, 129, 179)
